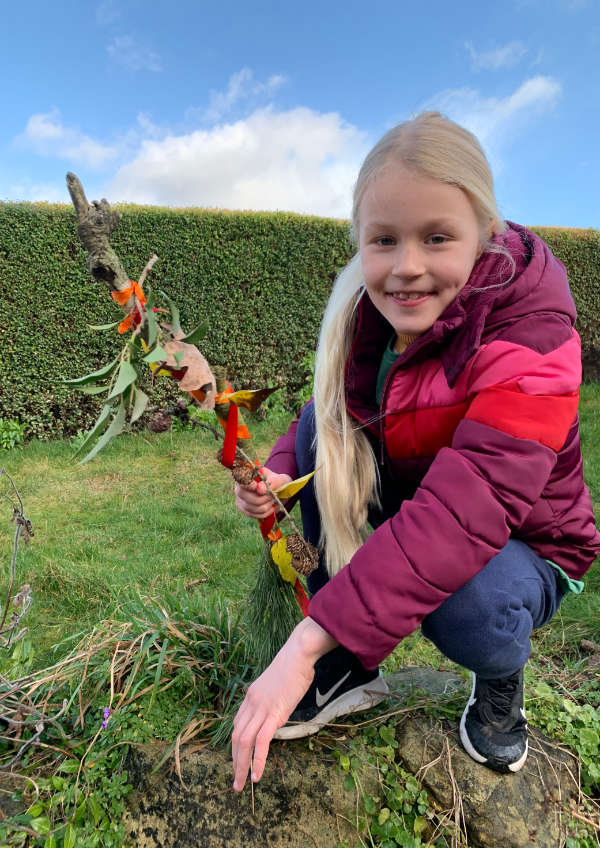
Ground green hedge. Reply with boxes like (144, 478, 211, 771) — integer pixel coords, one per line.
(0, 203, 598, 440)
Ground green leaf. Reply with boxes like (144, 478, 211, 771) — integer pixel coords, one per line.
(180, 322, 208, 345)
(79, 401, 126, 464)
(72, 404, 111, 458)
(339, 754, 350, 771)
(77, 383, 109, 396)
(107, 360, 138, 400)
(58, 759, 80, 774)
(145, 300, 158, 347)
(64, 356, 119, 386)
(27, 803, 44, 817)
(130, 388, 149, 423)
(378, 808, 391, 826)
(87, 320, 121, 331)
(143, 345, 168, 363)
(73, 799, 87, 825)
(88, 794, 103, 826)
(174, 351, 184, 366)
(64, 823, 77, 848)
(343, 774, 355, 792)
(160, 289, 181, 334)
(30, 815, 51, 835)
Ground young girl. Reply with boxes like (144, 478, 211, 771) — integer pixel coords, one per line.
(231, 112, 600, 791)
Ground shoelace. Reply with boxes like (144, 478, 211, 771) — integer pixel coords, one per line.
(477, 673, 520, 726)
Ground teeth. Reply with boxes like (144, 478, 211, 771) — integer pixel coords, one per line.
(394, 292, 426, 300)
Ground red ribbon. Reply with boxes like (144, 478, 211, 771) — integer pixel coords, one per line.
(220, 402, 238, 468)
(294, 581, 309, 617)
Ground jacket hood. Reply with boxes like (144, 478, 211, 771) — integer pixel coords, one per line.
(346, 223, 577, 426)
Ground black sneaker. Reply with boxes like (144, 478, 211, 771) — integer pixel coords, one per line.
(459, 669, 528, 773)
(273, 645, 389, 740)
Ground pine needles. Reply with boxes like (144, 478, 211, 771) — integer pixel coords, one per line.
(243, 549, 303, 674)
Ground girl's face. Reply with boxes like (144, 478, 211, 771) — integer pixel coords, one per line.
(358, 165, 483, 342)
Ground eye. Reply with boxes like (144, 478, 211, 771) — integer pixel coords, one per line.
(375, 235, 395, 246)
(427, 234, 448, 245)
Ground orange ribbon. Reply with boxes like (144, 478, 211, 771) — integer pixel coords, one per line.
(111, 280, 147, 334)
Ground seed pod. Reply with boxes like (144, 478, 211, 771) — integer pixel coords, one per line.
(285, 533, 318, 576)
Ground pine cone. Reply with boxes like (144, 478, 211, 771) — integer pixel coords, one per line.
(285, 533, 318, 576)
(216, 447, 256, 485)
(147, 411, 172, 432)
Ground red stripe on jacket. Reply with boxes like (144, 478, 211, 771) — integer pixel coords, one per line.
(465, 383, 579, 452)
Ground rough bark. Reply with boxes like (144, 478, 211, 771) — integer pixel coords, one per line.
(65, 172, 134, 307)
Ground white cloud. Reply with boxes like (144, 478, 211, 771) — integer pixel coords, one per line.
(96, 0, 120, 25)
(422, 76, 561, 151)
(17, 109, 118, 169)
(465, 41, 527, 71)
(106, 106, 367, 217)
(196, 69, 287, 122)
(106, 35, 162, 72)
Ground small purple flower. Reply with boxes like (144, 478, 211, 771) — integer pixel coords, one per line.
(101, 707, 111, 729)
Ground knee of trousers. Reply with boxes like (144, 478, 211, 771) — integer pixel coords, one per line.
(421, 585, 534, 674)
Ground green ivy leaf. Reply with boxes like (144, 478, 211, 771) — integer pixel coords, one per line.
(343, 774, 355, 792)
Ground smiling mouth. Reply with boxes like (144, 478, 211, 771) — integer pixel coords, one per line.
(387, 291, 433, 301)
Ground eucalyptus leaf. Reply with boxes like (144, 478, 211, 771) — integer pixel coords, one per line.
(160, 289, 181, 334)
(79, 402, 126, 464)
(107, 360, 138, 400)
(87, 320, 121, 331)
(77, 383, 109, 395)
(145, 300, 158, 347)
(180, 322, 208, 345)
(143, 345, 168, 363)
(64, 356, 119, 386)
(130, 387, 149, 423)
(72, 404, 111, 457)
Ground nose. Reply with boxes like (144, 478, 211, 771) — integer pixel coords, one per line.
(391, 243, 425, 279)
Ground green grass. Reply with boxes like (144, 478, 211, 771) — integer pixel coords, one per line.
(0, 415, 289, 669)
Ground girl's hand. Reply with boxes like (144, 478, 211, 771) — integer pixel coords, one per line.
(232, 617, 338, 791)
(234, 468, 292, 519)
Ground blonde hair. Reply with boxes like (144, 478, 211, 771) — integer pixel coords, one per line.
(314, 111, 509, 576)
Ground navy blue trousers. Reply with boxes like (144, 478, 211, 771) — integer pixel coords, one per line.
(295, 402, 563, 679)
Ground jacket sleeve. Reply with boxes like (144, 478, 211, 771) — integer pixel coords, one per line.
(308, 332, 582, 669)
(264, 415, 300, 480)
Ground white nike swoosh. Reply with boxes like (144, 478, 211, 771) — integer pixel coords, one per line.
(315, 670, 351, 707)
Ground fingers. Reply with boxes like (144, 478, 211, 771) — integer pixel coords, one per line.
(232, 706, 280, 791)
(234, 483, 274, 519)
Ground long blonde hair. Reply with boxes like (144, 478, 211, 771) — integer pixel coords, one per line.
(314, 112, 508, 576)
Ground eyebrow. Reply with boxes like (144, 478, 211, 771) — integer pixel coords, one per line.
(362, 217, 462, 233)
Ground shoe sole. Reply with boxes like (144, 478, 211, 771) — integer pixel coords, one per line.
(274, 674, 390, 740)
(459, 672, 528, 773)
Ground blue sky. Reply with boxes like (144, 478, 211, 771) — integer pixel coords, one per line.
(2, 0, 598, 227)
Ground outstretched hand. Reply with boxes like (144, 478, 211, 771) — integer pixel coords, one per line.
(231, 617, 338, 792)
